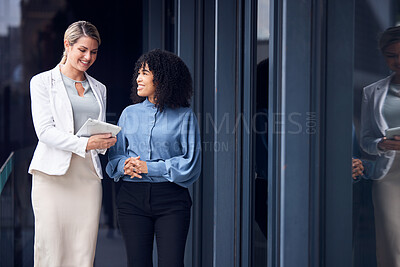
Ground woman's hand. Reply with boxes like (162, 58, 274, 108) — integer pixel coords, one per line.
(86, 133, 117, 151)
(124, 156, 148, 179)
(378, 136, 400, 151)
(352, 158, 364, 180)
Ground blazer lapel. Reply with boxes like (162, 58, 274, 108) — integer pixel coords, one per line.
(373, 74, 393, 135)
(50, 65, 74, 125)
(85, 74, 104, 121)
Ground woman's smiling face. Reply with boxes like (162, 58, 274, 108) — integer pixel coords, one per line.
(136, 63, 156, 103)
(64, 36, 98, 73)
(384, 42, 400, 75)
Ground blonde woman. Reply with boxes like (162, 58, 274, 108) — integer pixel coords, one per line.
(361, 25, 400, 267)
(29, 21, 116, 266)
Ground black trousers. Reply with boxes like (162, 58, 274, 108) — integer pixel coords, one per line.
(116, 181, 192, 267)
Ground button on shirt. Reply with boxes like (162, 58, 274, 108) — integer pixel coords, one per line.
(106, 99, 201, 188)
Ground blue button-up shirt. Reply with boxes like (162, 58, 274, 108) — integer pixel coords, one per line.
(106, 99, 201, 188)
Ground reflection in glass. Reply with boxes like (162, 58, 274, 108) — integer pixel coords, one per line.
(353, 1, 400, 267)
(253, 0, 269, 265)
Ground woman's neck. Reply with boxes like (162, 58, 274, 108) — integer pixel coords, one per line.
(60, 64, 85, 81)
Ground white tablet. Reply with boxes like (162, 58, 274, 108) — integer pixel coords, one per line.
(76, 118, 121, 137)
(385, 126, 400, 139)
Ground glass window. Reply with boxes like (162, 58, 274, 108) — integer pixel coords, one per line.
(353, 1, 400, 266)
(253, 0, 269, 265)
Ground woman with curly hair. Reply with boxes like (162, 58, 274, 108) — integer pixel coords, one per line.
(106, 49, 201, 266)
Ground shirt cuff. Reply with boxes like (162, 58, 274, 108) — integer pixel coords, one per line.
(375, 139, 386, 156)
(117, 158, 128, 176)
(76, 137, 89, 158)
(96, 148, 107, 155)
(147, 161, 167, 177)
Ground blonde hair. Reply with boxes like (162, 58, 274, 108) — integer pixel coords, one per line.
(379, 26, 400, 53)
(60, 21, 101, 64)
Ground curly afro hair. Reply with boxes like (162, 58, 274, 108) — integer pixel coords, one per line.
(131, 49, 193, 111)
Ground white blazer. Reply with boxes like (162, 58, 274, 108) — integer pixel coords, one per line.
(28, 64, 106, 178)
(360, 73, 396, 180)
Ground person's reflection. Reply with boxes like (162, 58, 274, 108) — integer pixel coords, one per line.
(255, 58, 268, 238)
(360, 26, 400, 267)
(352, 158, 364, 180)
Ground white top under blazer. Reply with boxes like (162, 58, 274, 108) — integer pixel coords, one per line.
(28, 64, 107, 178)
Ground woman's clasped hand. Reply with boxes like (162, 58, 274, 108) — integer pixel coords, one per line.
(123, 156, 148, 178)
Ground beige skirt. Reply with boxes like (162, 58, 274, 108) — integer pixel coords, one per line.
(31, 153, 102, 267)
(373, 152, 400, 267)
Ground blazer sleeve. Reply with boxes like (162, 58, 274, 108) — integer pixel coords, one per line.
(360, 87, 384, 156)
(30, 74, 89, 158)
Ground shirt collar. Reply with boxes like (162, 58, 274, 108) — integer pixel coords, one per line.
(143, 98, 157, 109)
